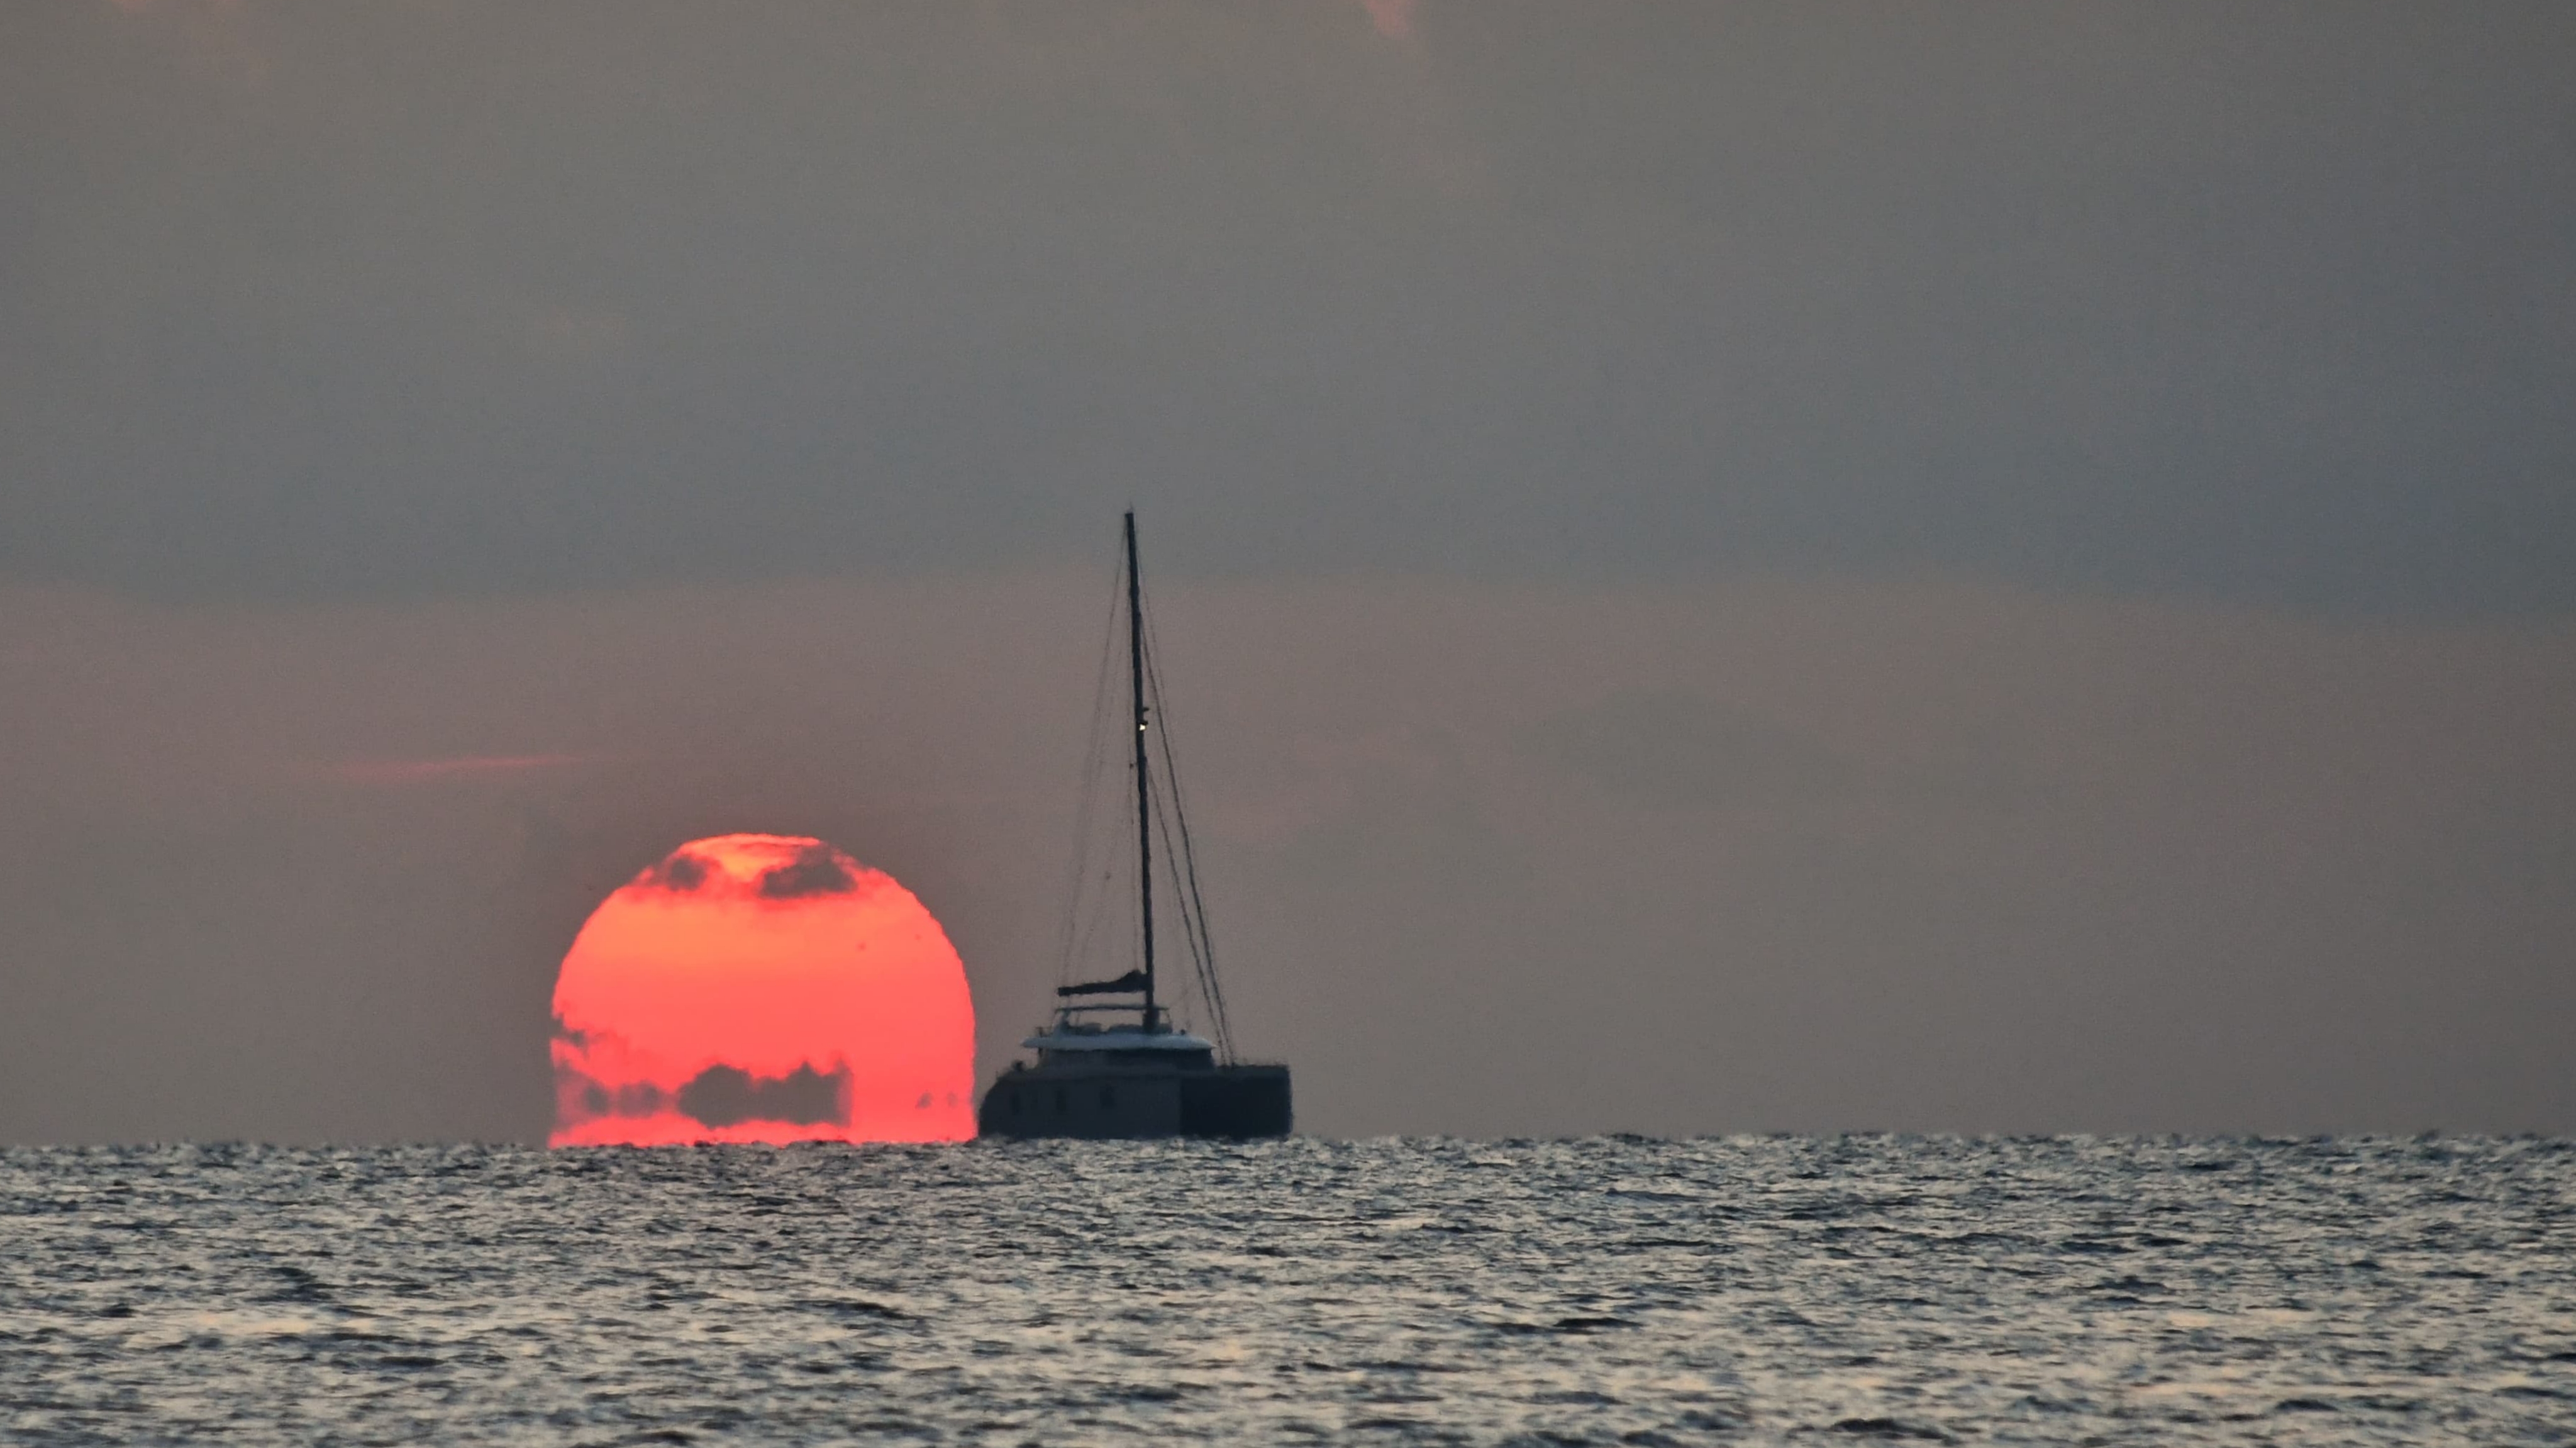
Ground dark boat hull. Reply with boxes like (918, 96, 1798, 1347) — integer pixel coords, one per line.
(977, 1064, 1291, 1140)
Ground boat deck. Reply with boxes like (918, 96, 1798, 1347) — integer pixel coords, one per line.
(978, 1062, 1291, 1140)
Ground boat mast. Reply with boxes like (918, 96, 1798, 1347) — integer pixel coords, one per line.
(1126, 510, 1159, 1032)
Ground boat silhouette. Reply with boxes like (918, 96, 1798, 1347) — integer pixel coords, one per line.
(976, 513, 1292, 1140)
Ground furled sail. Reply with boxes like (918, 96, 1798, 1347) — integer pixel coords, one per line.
(1056, 969, 1149, 998)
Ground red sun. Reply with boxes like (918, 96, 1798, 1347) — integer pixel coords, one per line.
(550, 834, 977, 1146)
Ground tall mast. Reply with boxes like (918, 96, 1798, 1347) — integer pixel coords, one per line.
(1125, 510, 1158, 1031)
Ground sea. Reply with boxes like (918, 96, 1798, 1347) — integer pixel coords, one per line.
(4, 1136, 2570, 1445)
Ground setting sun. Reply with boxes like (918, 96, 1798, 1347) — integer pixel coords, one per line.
(549, 833, 975, 1145)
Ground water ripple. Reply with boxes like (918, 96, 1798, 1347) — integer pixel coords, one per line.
(1, 1137, 2571, 1443)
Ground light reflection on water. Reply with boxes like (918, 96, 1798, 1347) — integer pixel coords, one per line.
(3, 1137, 2571, 1444)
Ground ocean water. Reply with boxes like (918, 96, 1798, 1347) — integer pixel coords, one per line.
(3, 1137, 2571, 1445)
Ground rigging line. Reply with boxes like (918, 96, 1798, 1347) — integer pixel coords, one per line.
(1165, 735, 1236, 1062)
(1145, 749, 1220, 1050)
(1052, 549, 1129, 988)
(1054, 615, 1118, 984)
(1058, 741, 1111, 985)
(1069, 864, 1121, 979)
(1140, 598, 1237, 1062)
(1133, 604, 1208, 979)
(1133, 597, 1217, 1041)
(1142, 606, 1235, 1059)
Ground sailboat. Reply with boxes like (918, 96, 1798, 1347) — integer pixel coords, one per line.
(975, 513, 1293, 1140)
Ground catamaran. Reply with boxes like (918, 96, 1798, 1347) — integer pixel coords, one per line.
(975, 513, 1292, 1139)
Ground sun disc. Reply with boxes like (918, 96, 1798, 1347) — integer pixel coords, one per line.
(549, 833, 976, 1145)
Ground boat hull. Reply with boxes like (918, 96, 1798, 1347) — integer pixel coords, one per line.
(977, 1063, 1291, 1140)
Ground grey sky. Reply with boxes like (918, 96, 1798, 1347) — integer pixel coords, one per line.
(2, 3, 2572, 1142)
(6, 2, 2571, 611)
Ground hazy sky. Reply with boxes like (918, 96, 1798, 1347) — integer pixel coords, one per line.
(3, 2, 2572, 1141)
